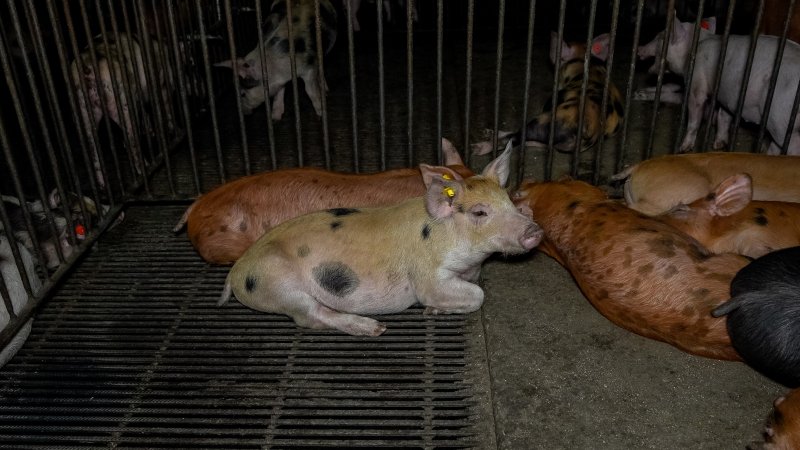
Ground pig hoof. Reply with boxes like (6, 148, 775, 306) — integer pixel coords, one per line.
(345, 318, 387, 336)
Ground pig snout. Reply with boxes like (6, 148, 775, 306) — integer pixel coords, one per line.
(520, 223, 544, 250)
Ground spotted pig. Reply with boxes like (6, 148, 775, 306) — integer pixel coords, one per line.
(658, 174, 800, 258)
(514, 178, 749, 360)
(175, 138, 473, 265)
(749, 389, 800, 450)
(219, 143, 543, 336)
(215, 0, 336, 119)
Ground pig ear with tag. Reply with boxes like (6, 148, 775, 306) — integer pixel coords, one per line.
(480, 141, 513, 188)
(709, 173, 752, 217)
(420, 164, 464, 220)
(590, 34, 610, 61)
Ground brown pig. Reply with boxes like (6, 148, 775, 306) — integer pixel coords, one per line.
(219, 143, 543, 336)
(175, 138, 474, 265)
(610, 152, 800, 216)
(658, 173, 800, 259)
(513, 178, 750, 360)
(749, 389, 800, 450)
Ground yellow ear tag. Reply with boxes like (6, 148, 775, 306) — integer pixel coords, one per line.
(442, 174, 452, 180)
(443, 186, 455, 198)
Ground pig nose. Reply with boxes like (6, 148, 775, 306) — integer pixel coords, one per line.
(520, 224, 544, 250)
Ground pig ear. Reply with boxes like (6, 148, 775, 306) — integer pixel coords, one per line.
(710, 174, 752, 217)
(441, 138, 465, 166)
(701, 17, 716, 33)
(590, 34, 610, 61)
(480, 141, 513, 188)
(48, 188, 60, 209)
(550, 31, 575, 64)
(670, 11, 689, 45)
(420, 164, 464, 219)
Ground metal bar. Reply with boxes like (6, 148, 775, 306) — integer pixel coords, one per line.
(780, 74, 800, 154)
(166, 0, 201, 195)
(592, 0, 620, 185)
(674, 0, 708, 154)
(545, 0, 567, 180)
(344, 0, 359, 171)
(313, 0, 332, 170)
(729, 0, 765, 151)
(700, 0, 737, 151)
(376, 0, 386, 170)
(516, 0, 537, 185)
(617, 0, 645, 173)
(645, 0, 677, 160)
(195, 0, 226, 184)
(255, 0, 278, 170)
(755, 0, 797, 153)
(436, 0, 443, 164)
(406, 0, 414, 167)
(489, 0, 506, 159)
(0, 201, 34, 297)
(571, 0, 599, 178)
(463, 0, 474, 168)
(223, 0, 251, 175)
(285, 0, 305, 166)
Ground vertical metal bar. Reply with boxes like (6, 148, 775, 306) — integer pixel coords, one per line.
(516, 0, 537, 185)
(780, 77, 800, 154)
(344, 0, 359, 171)
(406, 0, 414, 167)
(489, 0, 506, 159)
(167, 0, 201, 194)
(285, 0, 305, 166)
(545, 0, 567, 180)
(313, 0, 331, 170)
(592, 0, 620, 185)
(645, 0, 676, 159)
(23, 0, 92, 232)
(729, 0, 765, 151)
(436, 0, 443, 164)
(755, 0, 797, 153)
(223, 0, 251, 175)
(571, 0, 598, 178)
(673, 0, 708, 154)
(1, 8, 67, 266)
(376, 0, 386, 169)
(616, 0, 645, 173)
(463, 0, 475, 168)
(119, 0, 154, 167)
(254, 0, 278, 170)
(700, 0, 737, 150)
(195, 0, 226, 184)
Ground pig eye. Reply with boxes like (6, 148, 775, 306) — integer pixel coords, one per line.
(473, 210, 487, 217)
(469, 204, 491, 221)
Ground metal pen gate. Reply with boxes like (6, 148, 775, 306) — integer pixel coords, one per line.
(0, 0, 796, 447)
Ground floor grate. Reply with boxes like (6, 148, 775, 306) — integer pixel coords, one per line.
(0, 205, 481, 449)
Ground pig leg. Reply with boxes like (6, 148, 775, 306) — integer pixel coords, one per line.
(268, 290, 386, 336)
(271, 86, 286, 121)
(713, 108, 732, 150)
(301, 69, 324, 117)
(350, 0, 361, 31)
(105, 85, 144, 175)
(679, 90, 708, 153)
(419, 278, 484, 315)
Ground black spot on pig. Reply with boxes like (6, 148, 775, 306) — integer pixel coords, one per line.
(245, 275, 257, 293)
(278, 39, 290, 53)
(239, 221, 248, 232)
(294, 38, 306, 53)
(268, 36, 281, 48)
(329, 208, 360, 216)
(306, 53, 316, 68)
(330, 221, 342, 230)
(647, 236, 677, 258)
(754, 213, 768, 226)
(313, 262, 359, 297)
(297, 245, 310, 258)
(421, 223, 431, 240)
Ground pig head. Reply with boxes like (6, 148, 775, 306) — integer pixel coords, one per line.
(514, 177, 749, 360)
(219, 142, 542, 336)
(748, 389, 800, 450)
(658, 173, 800, 258)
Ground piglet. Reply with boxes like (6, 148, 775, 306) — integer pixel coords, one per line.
(748, 389, 800, 450)
(658, 173, 800, 258)
(712, 246, 800, 387)
(175, 138, 474, 265)
(219, 143, 543, 336)
(0, 235, 41, 367)
(514, 178, 749, 360)
(611, 152, 800, 216)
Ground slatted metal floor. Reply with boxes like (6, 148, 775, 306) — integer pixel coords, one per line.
(0, 205, 483, 449)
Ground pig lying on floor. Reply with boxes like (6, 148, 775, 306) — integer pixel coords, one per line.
(219, 143, 542, 336)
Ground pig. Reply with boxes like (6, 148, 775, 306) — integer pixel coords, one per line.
(748, 389, 800, 450)
(611, 152, 800, 216)
(349, 0, 418, 32)
(513, 177, 750, 360)
(656, 15, 800, 154)
(175, 138, 473, 265)
(472, 33, 624, 155)
(71, 32, 175, 187)
(658, 173, 800, 258)
(711, 246, 800, 387)
(218, 142, 543, 336)
(215, 0, 337, 119)
(0, 235, 42, 367)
